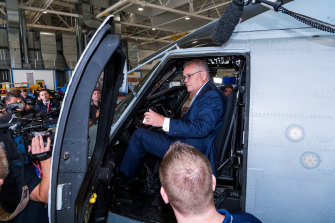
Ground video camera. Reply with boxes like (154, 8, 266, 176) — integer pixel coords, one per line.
(0, 106, 56, 162)
(25, 98, 35, 105)
(6, 102, 25, 114)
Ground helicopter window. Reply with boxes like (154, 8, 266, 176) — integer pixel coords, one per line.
(88, 72, 104, 162)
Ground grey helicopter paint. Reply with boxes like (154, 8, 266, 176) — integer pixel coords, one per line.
(224, 0, 335, 222)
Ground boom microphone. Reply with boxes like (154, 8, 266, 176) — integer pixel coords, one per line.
(212, 0, 244, 45)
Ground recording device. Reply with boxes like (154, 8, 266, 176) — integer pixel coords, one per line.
(0, 109, 56, 161)
(29, 130, 55, 161)
(212, 0, 333, 45)
(211, 0, 244, 45)
(6, 102, 25, 114)
(211, 0, 285, 45)
(31, 130, 55, 148)
(25, 98, 35, 105)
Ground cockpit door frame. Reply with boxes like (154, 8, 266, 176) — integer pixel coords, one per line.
(50, 16, 126, 222)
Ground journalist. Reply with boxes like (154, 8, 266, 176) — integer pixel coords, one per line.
(0, 91, 51, 222)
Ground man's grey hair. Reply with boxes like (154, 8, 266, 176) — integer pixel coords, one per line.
(183, 59, 211, 79)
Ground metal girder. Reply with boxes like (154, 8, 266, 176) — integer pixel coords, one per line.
(128, 0, 215, 21)
(111, 3, 133, 16)
(133, 0, 230, 42)
(121, 21, 176, 33)
(52, 1, 75, 9)
(211, 0, 221, 17)
(27, 23, 75, 32)
(96, 0, 215, 21)
(0, 7, 6, 16)
(96, 0, 128, 18)
(49, 5, 71, 28)
(121, 34, 172, 43)
(18, 5, 81, 18)
(150, 0, 230, 29)
(30, 0, 55, 24)
(96, 0, 230, 43)
(196, 1, 231, 14)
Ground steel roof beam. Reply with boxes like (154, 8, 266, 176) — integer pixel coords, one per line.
(128, 0, 215, 21)
(27, 23, 75, 32)
(121, 34, 172, 43)
(19, 5, 81, 18)
(96, 0, 128, 18)
(121, 21, 177, 33)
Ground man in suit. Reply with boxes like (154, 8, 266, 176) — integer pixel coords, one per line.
(120, 59, 226, 180)
(34, 89, 60, 121)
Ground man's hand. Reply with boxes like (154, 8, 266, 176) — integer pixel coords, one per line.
(96, 109, 100, 118)
(143, 109, 165, 127)
(28, 135, 51, 156)
(29, 135, 52, 204)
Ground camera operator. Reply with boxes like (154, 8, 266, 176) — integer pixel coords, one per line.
(20, 89, 35, 114)
(0, 136, 50, 222)
(0, 90, 51, 222)
(0, 91, 25, 124)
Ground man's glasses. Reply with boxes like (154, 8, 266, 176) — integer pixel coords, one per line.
(181, 70, 203, 82)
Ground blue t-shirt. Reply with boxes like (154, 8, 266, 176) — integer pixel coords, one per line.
(218, 209, 262, 223)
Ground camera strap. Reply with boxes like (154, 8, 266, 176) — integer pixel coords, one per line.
(31, 151, 52, 161)
(0, 185, 29, 221)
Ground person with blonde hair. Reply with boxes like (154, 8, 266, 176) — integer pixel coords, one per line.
(159, 142, 261, 223)
(0, 146, 9, 191)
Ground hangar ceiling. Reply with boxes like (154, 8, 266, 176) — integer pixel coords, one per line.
(3, 0, 230, 51)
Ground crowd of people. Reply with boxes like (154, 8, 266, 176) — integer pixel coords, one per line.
(0, 88, 59, 222)
(0, 87, 102, 222)
(0, 89, 61, 122)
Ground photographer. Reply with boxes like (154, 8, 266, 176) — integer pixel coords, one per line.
(20, 89, 35, 114)
(0, 91, 25, 124)
(0, 91, 51, 222)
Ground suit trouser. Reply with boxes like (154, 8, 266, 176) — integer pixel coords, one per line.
(120, 128, 174, 179)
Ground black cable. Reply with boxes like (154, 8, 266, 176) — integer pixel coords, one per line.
(280, 7, 335, 33)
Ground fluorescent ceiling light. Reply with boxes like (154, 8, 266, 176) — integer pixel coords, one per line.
(138, 7, 144, 11)
(152, 28, 156, 30)
(185, 16, 190, 20)
(43, 11, 47, 14)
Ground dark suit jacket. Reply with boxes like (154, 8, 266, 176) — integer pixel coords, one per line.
(169, 81, 226, 173)
(34, 99, 60, 119)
